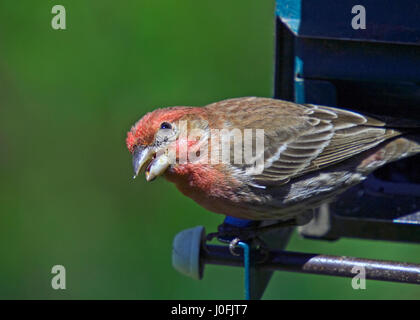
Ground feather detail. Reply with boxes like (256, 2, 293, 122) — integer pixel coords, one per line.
(205, 97, 403, 187)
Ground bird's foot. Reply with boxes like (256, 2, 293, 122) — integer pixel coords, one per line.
(206, 217, 303, 261)
(206, 218, 299, 243)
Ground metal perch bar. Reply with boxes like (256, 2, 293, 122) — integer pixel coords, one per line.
(203, 245, 420, 285)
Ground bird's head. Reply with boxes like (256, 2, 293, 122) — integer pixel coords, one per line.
(126, 106, 208, 181)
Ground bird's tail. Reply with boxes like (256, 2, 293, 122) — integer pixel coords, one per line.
(382, 134, 420, 162)
(357, 133, 420, 174)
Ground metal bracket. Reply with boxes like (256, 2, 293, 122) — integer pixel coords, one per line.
(172, 224, 420, 299)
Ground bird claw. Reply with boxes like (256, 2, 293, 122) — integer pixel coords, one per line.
(205, 223, 258, 243)
(206, 218, 298, 259)
(206, 218, 299, 243)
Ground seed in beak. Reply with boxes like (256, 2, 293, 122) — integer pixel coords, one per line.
(145, 154, 171, 182)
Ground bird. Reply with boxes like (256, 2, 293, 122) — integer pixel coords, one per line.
(126, 97, 420, 222)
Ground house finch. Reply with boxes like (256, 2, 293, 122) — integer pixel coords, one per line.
(126, 97, 420, 221)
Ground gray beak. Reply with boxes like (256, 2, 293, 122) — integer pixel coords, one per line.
(132, 146, 154, 179)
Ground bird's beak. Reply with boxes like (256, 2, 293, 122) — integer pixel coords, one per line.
(132, 146, 155, 179)
(132, 146, 171, 181)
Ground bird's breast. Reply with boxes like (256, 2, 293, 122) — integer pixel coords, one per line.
(163, 164, 258, 217)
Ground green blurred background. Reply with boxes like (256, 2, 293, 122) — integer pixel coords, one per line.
(0, 0, 419, 299)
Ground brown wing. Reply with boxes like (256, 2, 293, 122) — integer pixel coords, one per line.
(206, 97, 400, 187)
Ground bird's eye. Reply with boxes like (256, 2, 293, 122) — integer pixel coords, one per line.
(160, 122, 172, 130)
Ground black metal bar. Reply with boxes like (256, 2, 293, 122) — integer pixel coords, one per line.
(202, 245, 420, 285)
